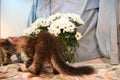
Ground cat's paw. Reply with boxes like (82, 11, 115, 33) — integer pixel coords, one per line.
(17, 64, 28, 72)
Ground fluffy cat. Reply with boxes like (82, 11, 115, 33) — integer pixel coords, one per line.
(0, 38, 23, 65)
(8, 31, 95, 76)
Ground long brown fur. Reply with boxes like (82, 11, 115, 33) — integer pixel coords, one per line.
(8, 31, 95, 76)
(0, 39, 23, 65)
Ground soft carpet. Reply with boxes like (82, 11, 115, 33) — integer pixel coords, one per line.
(0, 62, 120, 80)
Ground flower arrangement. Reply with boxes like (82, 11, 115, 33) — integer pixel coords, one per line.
(23, 13, 84, 63)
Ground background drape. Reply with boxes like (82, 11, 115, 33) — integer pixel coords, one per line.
(27, 0, 119, 64)
(96, 0, 119, 64)
(117, 0, 119, 63)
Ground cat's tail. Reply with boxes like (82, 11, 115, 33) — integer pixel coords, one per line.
(51, 53, 95, 76)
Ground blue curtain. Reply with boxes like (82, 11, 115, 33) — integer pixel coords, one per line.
(27, 0, 119, 64)
(27, 0, 50, 27)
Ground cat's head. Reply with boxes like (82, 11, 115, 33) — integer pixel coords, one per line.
(8, 36, 30, 53)
(0, 38, 10, 47)
(0, 39, 6, 46)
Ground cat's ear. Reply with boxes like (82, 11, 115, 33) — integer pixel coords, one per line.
(0, 39, 6, 45)
(8, 37, 20, 45)
(0, 39, 10, 46)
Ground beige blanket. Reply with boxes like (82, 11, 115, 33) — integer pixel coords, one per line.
(0, 63, 120, 80)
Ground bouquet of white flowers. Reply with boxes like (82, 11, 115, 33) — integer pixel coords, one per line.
(23, 13, 84, 63)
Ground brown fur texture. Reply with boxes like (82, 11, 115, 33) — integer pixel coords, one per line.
(8, 31, 95, 76)
(0, 39, 23, 65)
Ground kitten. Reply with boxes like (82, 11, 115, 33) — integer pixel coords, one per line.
(8, 31, 95, 76)
(0, 38, 23, 65)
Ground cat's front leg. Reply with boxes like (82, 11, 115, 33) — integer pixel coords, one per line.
(18, 57, 33, 72)
(25, 57, 33, 68)
(3, 52, 12, 65)
(16, 52, 23, 63)
(27, 53, 46, 75)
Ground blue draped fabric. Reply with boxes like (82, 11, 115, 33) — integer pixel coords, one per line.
(27, 0, 50, 27)
(27, 0, 119, 64)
